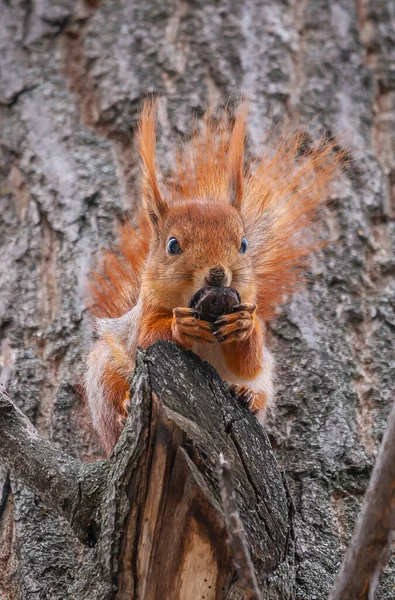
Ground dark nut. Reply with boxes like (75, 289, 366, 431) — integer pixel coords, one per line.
(188, 286, 241, 322)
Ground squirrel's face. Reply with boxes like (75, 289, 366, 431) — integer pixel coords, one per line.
(141, 201, 256, 309)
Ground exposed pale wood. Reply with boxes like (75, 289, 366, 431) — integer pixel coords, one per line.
(219, 453, 262, 600)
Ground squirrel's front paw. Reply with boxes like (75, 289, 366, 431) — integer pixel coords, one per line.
(213, 303, 256, 343)
(172, 307, 217, 346)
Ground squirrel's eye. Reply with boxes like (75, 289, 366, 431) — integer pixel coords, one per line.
(167, 237, 182, 255)
(239, 236, 248, 254)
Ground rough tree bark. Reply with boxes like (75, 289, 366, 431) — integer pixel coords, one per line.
(0, 0, 394, 599)
(330, 398, 395, 599)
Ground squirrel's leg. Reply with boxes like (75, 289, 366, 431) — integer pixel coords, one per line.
(218, 307, 273, 420)
(138, 310, 174, 347)
(85, 334, 134, 454)
(138, 308, 217, 349)
(216, 303, 262, 377)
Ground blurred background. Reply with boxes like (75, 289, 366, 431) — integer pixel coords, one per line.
(0, 1, 395, 598)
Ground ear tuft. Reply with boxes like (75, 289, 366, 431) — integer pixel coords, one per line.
(228, 101, 248, 210)
(138, 99, 168, 228)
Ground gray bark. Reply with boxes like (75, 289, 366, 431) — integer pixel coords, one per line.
(0, 383, 106, 546)
(330, 399, 395, 599)
(0, 0, 395, 598)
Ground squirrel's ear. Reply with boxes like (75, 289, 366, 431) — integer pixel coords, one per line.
(228, 102, 248, 211)
(138, 100, 168, 228)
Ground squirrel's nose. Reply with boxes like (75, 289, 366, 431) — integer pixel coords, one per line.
(206, 265, 230, 287)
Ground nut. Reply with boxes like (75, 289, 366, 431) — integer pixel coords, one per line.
(188, 286, 241, 322)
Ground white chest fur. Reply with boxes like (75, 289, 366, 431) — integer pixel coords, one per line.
(191, 342, 275, 411)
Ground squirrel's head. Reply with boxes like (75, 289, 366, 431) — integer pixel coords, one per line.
(138, 100, 256, 309)
(141, 200, 255, 308)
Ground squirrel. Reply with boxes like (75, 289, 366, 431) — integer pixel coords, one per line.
(84, 100, 341, 454)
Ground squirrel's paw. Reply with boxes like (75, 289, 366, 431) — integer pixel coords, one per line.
(172, 307, 217, 346)
(118, 409, 130, 428)
(213, 303, 256, 343)
(119, 393, 131, 427)
(229, 384, 258, 415)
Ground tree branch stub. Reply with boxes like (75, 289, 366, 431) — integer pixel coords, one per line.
(0, 382, 107, 545)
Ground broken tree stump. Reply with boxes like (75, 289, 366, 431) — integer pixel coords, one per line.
(0, 341, 295, 599)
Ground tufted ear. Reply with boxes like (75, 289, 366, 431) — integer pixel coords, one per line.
(227, 102, 248, 210)
(138, 100, 168, 228)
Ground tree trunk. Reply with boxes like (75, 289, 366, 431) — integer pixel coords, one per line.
(0, 0, 394, 599)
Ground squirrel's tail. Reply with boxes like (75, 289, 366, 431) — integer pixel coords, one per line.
(241, 129, 344, 320)
(87, 211, 151, 318)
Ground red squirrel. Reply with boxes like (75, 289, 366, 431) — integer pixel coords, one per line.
(84, 100, 341, 454)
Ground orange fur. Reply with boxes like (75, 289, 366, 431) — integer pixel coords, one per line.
(88, 213, 150, 318)
(251, 391, 268, 412)
(137, 310, 173, 348)
(87, 333, 134, 453)
(221, 316, 264, 379)
(227, 102, 248, 209)
(138, 100, 169, 228)
(229, 384, 268, 414)
(102, 365, 130, 418)
(101, 334, 133, 415)
(242, 131, 341, 320)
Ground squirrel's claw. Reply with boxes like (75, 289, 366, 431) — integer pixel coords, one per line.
(214, 320, 252, 343)
(233, 302, 257, 314)
(229, 384, 258, 415)
(173, 307, 200, 318)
